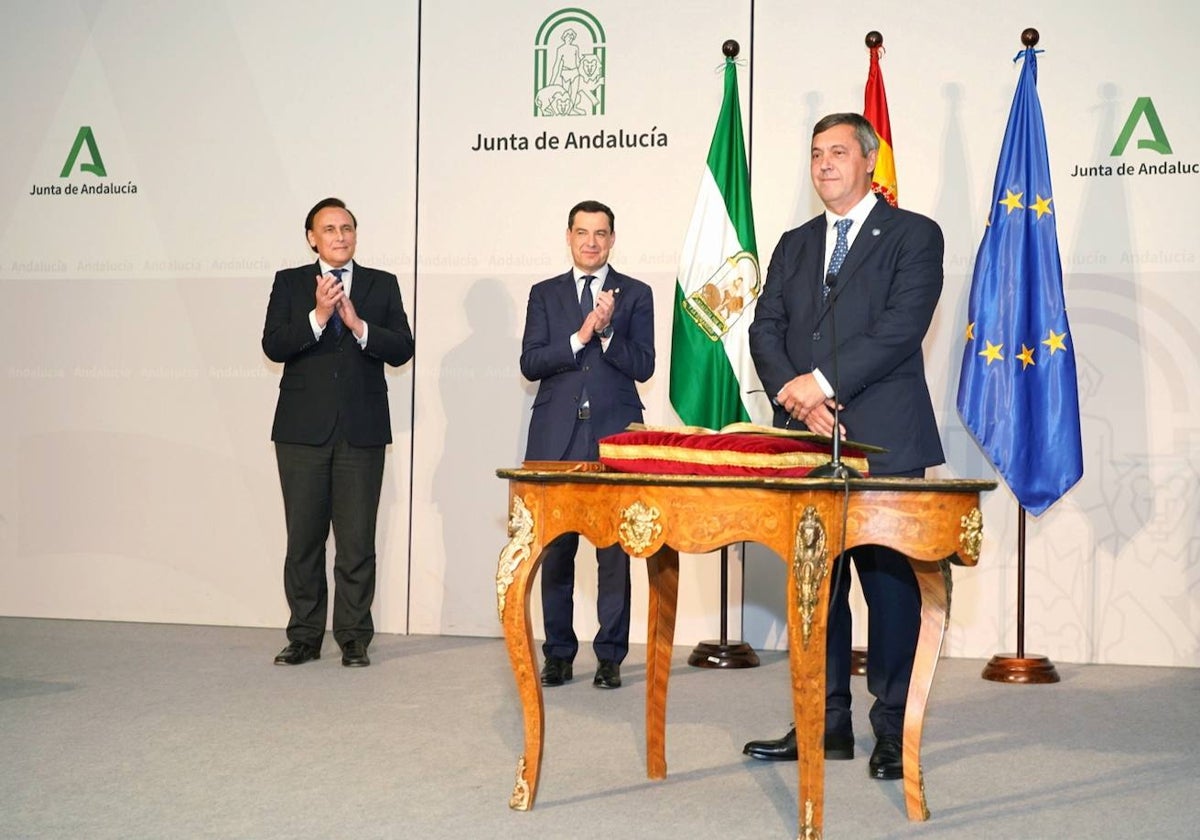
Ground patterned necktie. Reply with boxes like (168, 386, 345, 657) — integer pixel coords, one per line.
(825, 218, 853, 299)
(329, 268, 346, 338)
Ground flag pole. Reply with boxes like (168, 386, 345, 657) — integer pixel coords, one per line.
(982, 503, 1059, 682)
(688, 543, 759, 668)
(849, 29, 892, 679)
(978, 29, 1062, 685)
(685, 38, 760, 670)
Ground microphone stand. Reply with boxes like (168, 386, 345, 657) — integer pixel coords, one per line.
(809, 271, 862, 480)
(807, 270, 864, 678)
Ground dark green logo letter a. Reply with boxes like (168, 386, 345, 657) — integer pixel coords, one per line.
(60, 126, 107, 177)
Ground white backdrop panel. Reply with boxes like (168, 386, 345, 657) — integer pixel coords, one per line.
(0, 2, 419, 633)
(747, 0, 1200, 666)
(409, 0, 754, 645)
(2, 1, 1196, 668)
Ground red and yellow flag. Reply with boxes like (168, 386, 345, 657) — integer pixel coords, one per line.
(864, 41, 898, 206)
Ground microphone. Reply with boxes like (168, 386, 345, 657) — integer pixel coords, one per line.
(809, 272, 863, 479)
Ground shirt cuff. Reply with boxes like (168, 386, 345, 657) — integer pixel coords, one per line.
(812, 367, 835, 399)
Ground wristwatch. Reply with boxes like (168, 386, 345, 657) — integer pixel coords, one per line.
(597, 324, 614, 339)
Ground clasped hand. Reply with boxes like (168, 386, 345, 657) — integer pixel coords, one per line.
(578, 288, 616, 343)
(776, 373, 844, 438)
(315, 271, 363, 335)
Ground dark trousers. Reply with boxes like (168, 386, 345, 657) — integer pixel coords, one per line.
(275, 438, 384, 649)
(540, 537, 632, 663)
(826, 468, 924, 739)
(539, 417, 632, 664)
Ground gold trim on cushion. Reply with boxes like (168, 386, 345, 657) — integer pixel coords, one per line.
(624, 421, 886, 452)
(599, 442, 870, 475)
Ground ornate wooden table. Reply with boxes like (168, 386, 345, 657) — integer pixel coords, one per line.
(495, 468, 994, 839)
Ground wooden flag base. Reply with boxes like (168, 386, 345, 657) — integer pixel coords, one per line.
(688, 640, 760, 669)
(688, 544, 759, 669)
(981, 653, 1060, 684)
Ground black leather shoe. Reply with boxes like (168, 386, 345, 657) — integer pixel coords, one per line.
(541, 656, 573, 686)
(274, 641, 320, 666)
(593, 660, 621, 689)
(869, 735, 903, 780)
(824, 726, 855, 760)
(341, 640, 370, 667)
(743, 726, 856, 761)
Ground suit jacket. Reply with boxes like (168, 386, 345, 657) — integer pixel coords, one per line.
(263, 261, 414, 447)
(521, 267, 655, 460)
(749, 195, 945, 475)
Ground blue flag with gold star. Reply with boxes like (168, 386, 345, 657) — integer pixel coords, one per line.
(957, 48, 1083, 516)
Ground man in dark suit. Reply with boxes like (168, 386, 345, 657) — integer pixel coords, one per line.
(519, 200, 655, 690)
(262, 197, 414, 668)
(743, 114, 945, 780)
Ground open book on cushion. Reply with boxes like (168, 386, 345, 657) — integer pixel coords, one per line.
(598, 423, 882, 478)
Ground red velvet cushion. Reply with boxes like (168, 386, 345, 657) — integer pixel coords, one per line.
(598, 429, 870, 477)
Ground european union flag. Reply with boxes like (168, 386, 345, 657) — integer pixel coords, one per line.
(957, 48, 1083, 516)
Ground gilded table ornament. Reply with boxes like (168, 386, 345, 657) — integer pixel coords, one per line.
(509, 755, 531, 810)
(618, 500, 662, 556)
(496, 495, 534, 620)
(793, 506, 828, 649)
(959, 506, 983, 562)
(917, 766, 930, 820)
(801, 798, 821, 840)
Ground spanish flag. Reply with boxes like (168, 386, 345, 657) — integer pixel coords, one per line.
(864, 39, 898, 206)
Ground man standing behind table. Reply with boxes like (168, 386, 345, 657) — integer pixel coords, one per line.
(519, 200, 655, 690)
(263, 197, 414, 669)
(745, 114, 945, 780)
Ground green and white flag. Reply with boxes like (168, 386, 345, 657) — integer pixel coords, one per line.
(669, 57, 771, 429)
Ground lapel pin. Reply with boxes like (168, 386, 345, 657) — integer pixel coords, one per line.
(872, 228, 881, 236)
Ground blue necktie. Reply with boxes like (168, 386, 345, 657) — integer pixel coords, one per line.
(329, 268, 346, 338)
(579, 276, 595, 414)
(825, 218, 853, 299)
(580, 275, 594, 322)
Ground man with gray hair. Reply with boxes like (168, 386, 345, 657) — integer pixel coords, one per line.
(744, 113, 945, 781)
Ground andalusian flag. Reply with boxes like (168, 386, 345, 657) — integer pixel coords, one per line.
(669, 57, 771, 429)
(864, 40, 898, 206)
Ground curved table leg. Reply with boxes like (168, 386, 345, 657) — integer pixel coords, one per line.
(788, 506, 831, 840)
(787, 603, 826, 840)
(902, 558, 952, 821)
(497, 494, 546, 811)
(645, 546, 679, 780)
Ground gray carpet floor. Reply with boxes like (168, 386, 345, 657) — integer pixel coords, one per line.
(2, 617, 1197, 839)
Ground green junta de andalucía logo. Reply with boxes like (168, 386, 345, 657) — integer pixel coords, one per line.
(534, 8, 607, 117)
(60, 126, 107, 177)
(1110, 97, 1172, 156)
